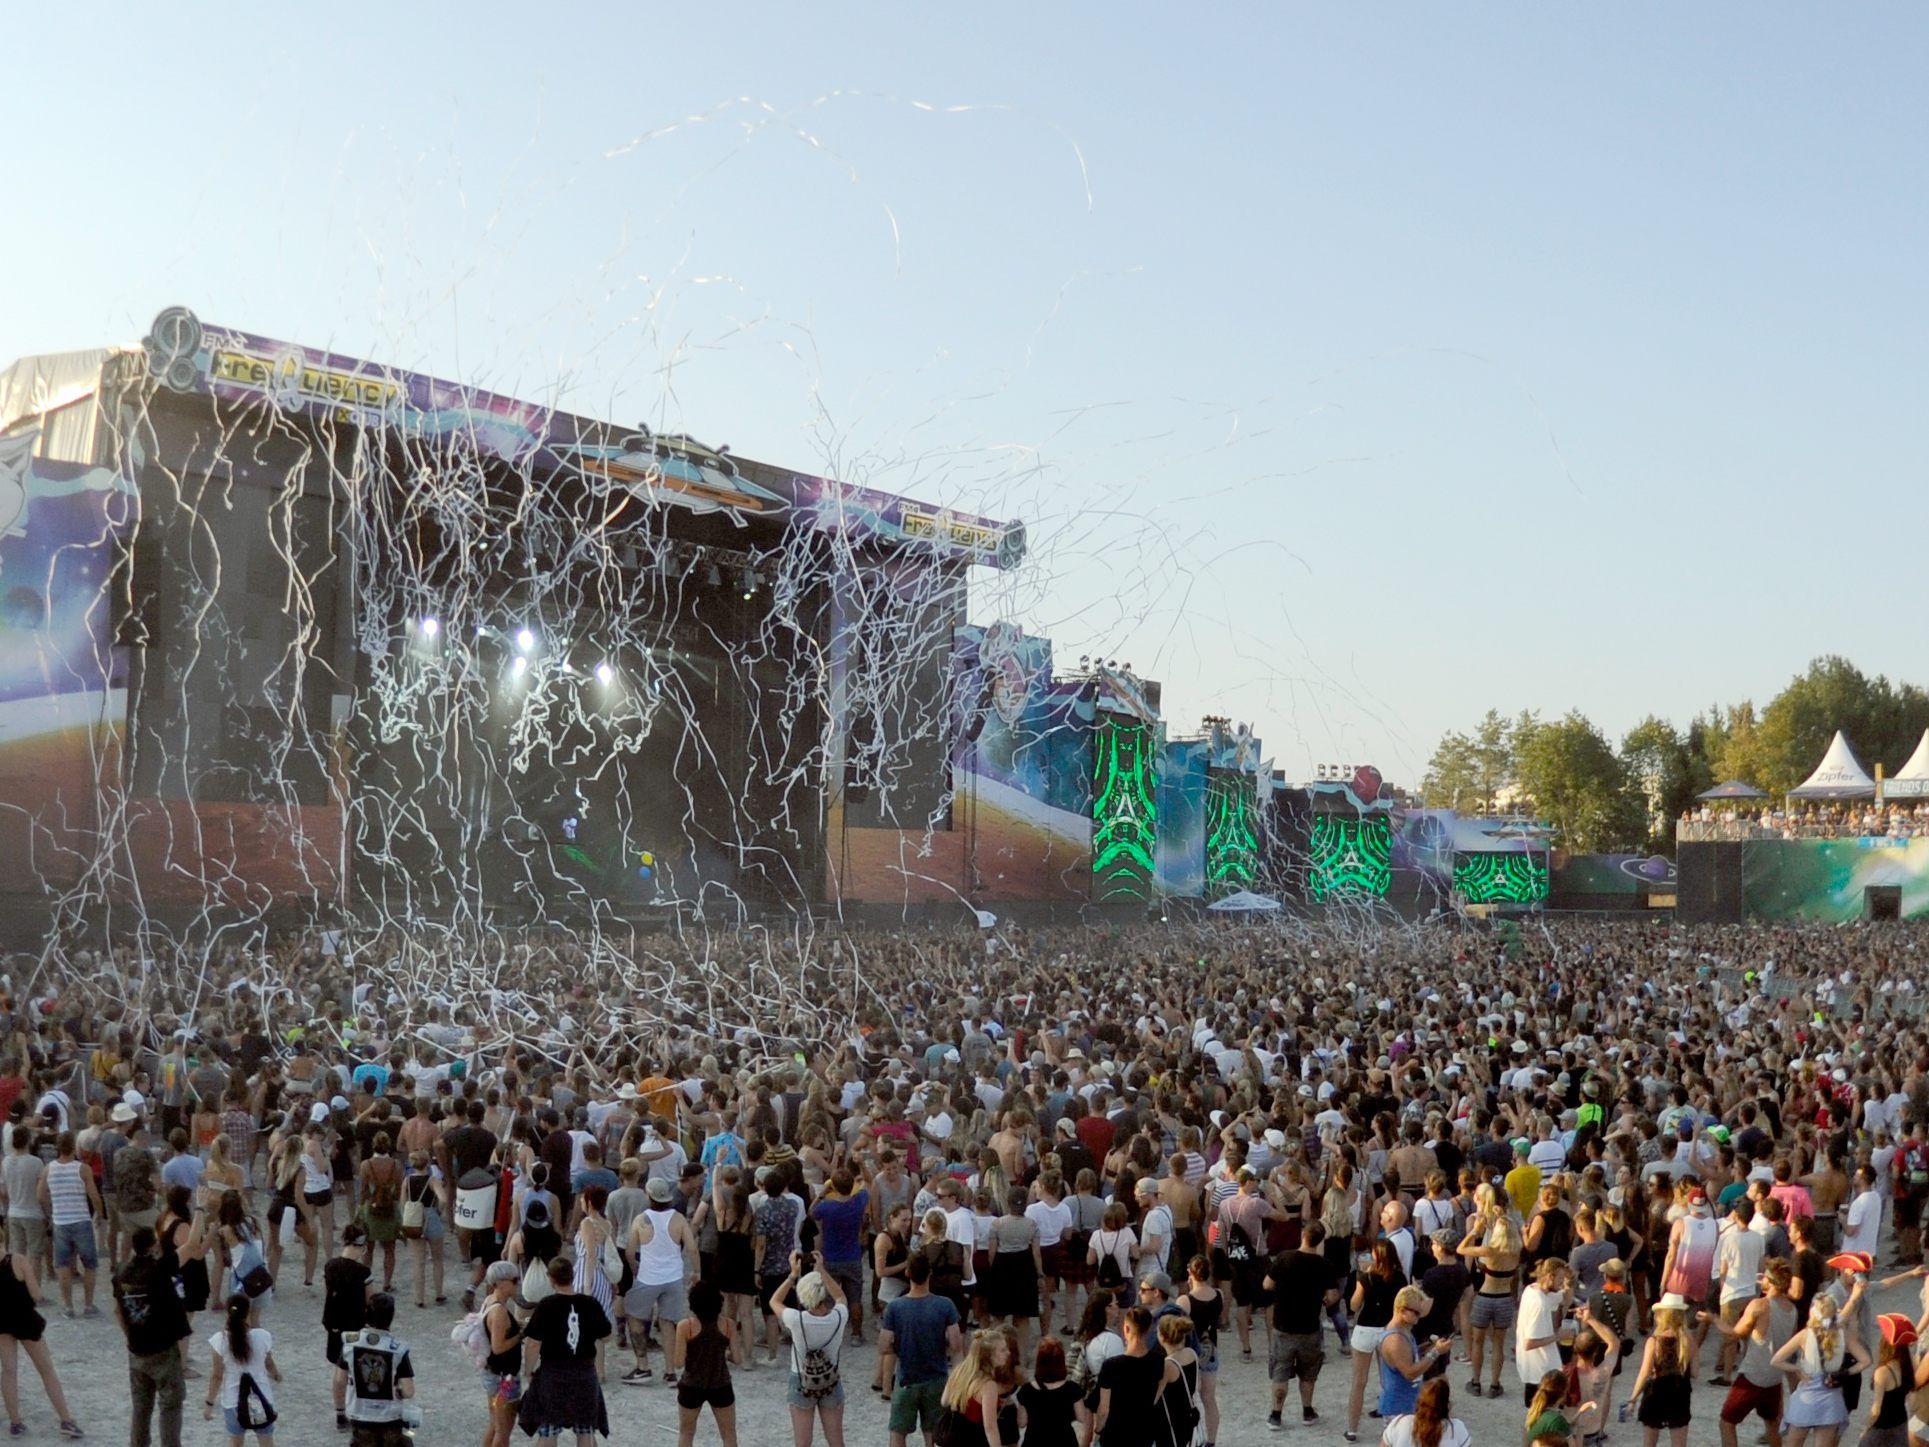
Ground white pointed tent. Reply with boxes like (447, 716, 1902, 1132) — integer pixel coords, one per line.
(1787, 730, 1877, 800)
(1886, 729, 1929, 799)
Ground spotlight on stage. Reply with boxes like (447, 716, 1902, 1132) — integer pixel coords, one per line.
(511, 656, 528, 680)
(420, 617, 440, 639)
(516, 627, 536, 655)
(705, 563, 722, 587)
(740, 567, 759, 600)
(595, 662, 615, 686)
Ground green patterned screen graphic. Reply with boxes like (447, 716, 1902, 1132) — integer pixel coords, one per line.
(1092, 718, 1157, 901)
(1205, 769, 1259, 895)
(1308, 815, 1392, 901)
(1452, 851, 1549, 903)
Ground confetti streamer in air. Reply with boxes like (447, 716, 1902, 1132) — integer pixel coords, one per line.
(0, 89, 1591, 1032)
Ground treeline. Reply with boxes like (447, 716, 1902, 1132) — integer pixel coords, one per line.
(1417, 656, 1929, 853)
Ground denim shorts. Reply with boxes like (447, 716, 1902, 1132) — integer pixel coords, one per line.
(52, 1221, 97, 1271)
(224, 1408, 275, 1437)
(786, 1371, 845, 1411)
(479, 1369, 522, 1404)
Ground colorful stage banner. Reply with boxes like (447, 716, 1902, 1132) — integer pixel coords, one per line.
(1156, 738, 1206, 898)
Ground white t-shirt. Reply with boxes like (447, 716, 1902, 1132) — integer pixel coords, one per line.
(1082, 1329, 1125, 1380)
(211, 1328, 276, 1410)
(1844, 1189, 1884, 1258)
(781, 1303, 849, 1381)
(1528, 1140, 1566, 1173)
(1515, 1284, 1563, 1382)
(944, 1206, 978, 1285)
(1091, 1226, 1137, 1283)
(1025, 1198, 1073, 1249)
(1138, 1204, 1174, 1271)
(1382, 1414, 1471, 1447)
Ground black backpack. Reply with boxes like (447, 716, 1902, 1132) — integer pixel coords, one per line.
(1094, 1231, 1125, 1292)
(235, 1369, 277, 1430)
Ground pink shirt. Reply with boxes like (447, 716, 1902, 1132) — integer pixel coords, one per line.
(1769, 1182, 1815, 1222)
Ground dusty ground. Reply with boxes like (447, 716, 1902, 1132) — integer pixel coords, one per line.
(41, 1256, 1928, 1445)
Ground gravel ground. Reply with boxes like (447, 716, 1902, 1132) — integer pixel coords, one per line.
(38, 1257, 1927, 1445)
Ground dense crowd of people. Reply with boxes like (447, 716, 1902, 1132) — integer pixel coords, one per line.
(1679, 802, 1929, 842)
(6, 915, 1929, 1445)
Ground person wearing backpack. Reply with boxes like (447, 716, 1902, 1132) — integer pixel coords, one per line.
(337, 1292, 419, 1447)
(203, 1292, 280, 1446)
(322, 1224, 374, 1432)
(356, 1131, 403, 1294)
(114, 1224, 190, 1447)
(1088, 1202, 1140, 1300)
(771, 1249, 851, 1446)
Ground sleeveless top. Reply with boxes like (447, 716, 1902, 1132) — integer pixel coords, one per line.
(683, 1318, 731, 1391)
(1181, 1289, 1223, 1360)
(1663, 1215, 1718, 1297)
(483, 1300, 522, 1375)
(635, 1208, 684, 1288)
(1378, 1325, 1422, 1417)
(1738, 1297, 1796, 1388)
(1875, 1372, 1910, 1430)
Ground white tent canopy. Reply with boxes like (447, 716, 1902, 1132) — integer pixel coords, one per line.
(1207, 890, 1282, 913)
(1788, 730, 1877, 800)
(1887, 729, 1929, 799)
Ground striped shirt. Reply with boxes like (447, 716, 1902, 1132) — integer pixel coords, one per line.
(45, 1159, 90, 1225)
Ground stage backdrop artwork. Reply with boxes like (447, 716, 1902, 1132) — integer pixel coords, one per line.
(0, 438, 135, 895)
(1309, 815, 1392, 902)
(1453, 851, 1549, 904)
(1742, 838, 1929, 922)
(953, 624, 1092, 901)
(1552, 853, 1676, 899)
(1205, 768, 1259, 897)
(1156, 738, 1207, 899)
(1091, 716, 1157, 902)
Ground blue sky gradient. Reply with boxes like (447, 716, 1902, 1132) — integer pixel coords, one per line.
(5, 7, 1925, 783)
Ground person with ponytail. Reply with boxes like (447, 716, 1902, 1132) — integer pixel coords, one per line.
(1774, 1289, 1873, 1447)
(204, 1292, 280, 1445)
(1379, 1377, 1470, 1447)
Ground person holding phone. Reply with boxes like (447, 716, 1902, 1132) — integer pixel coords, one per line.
(1377, 1286, 1451, 1423)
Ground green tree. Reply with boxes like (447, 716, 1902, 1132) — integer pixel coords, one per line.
(1709, 701, 1768, 788)
(1755, 656, 1929, 792)
(1421, 708, 1522, 812)
(1514, 711, 1644, 852)
(1621, 715, 1698, 852)
(1420, 730, 1479, 810)
(1470, 709, 1515, 815)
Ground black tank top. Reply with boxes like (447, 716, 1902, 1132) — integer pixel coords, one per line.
(1182, 1289, 1223, 1353)
(1877, 1375, 1910, 1430)
(0, 1256, 36, 1332)
(683, 1318, 731, 1390)
(483, 1301, 521, 1375)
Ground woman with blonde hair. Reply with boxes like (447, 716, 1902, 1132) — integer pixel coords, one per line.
(1456, 1183, 1520, 1400)
(771, 1251, 851, 1447)
(1630, 1295, 1695, 1447)
(939, 1327, 1019, 1447)
(202, 1133, 247, 1212)
(1772, 1289, 1872, 1447)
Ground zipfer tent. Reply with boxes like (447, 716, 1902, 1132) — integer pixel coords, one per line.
(1787, 731, 1877, 800)
(1886, 729, 1929, 800)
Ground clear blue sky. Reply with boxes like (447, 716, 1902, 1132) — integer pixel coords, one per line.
(6, 7, 1927, 785)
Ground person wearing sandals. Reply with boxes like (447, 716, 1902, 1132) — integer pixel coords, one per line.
(0, 1244, 83, 1438)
